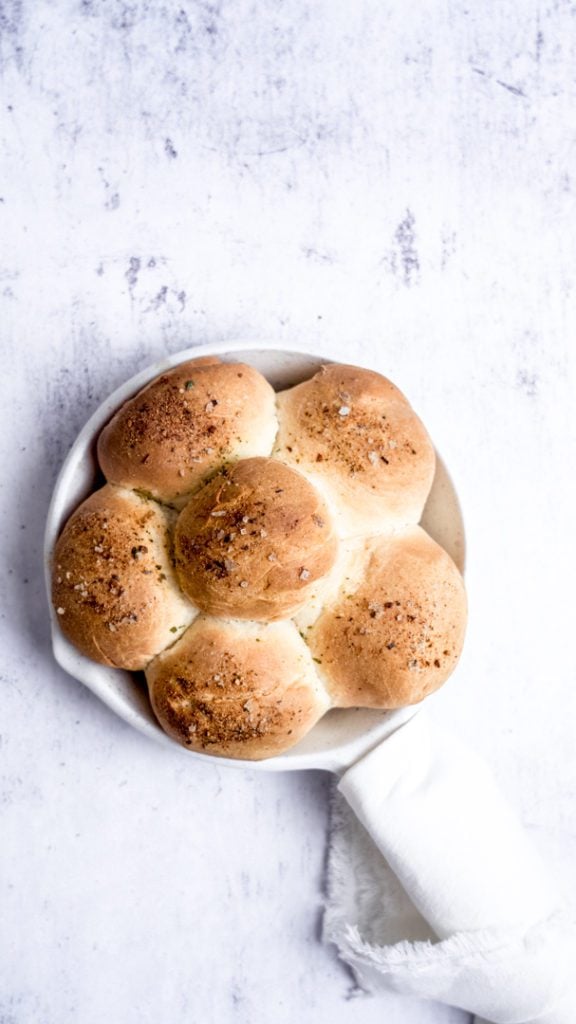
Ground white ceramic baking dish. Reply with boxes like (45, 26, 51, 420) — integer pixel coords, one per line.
(44, 341, 465, 773)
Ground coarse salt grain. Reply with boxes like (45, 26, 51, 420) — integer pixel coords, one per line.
(299, 568, 310, 581)
(239, 580, 249, 588)
(367, 451, 379, 465)
(338, 406, 350, 417)
(56, 607, 65, 615)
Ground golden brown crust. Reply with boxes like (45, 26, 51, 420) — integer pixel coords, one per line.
(146, 617, 330, 760)
(97, 358, 277, 507)
(308, 526, 467, 708)
(51, 485, 195, 669)
(274, 364, 436, 535)
(174, 457, 338, 620)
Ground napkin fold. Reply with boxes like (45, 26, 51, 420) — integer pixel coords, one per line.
(323, 712, 576, 1023)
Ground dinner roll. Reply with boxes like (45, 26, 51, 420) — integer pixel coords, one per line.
(174, 457, 338, 620)
(274, 363, 435, 535)
(308, 525, 466, 708)
(98, 358, 277, 507)
(146, 617, 331, 760)
(51, 485, 195, 669)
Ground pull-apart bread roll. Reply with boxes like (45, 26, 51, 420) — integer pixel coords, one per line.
(308, 526, 466, 709)
(98, 357, 277, 507)
(274, 364, 435, 536)
(174, 457, 338, 620)
(52, 485, 195, 669)
(146, 617, 330, 760)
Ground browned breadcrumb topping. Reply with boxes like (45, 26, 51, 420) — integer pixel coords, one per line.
(280, 370, 416, 477)
(277, 365, 430, 493)
(161, 677, 289, 748)
(290, 401, 418, 477)
(121, 381, 230, 465)
(324, 591, 456, 674)
(153, 643, 308, 750)
(98, 362, 274, 503)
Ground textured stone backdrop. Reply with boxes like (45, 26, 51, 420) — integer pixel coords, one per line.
(1, 2, 575, 1022)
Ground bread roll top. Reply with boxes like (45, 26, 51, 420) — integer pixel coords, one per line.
(146, 617, 330, 760)
(275, 363, 435, 536)
(174, 457, 338, 620)
(51, 485, 195, 670)
(97, 357, 277, 507)
(308, 525, 467, 708)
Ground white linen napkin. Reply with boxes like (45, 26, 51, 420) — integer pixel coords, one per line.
(323, 712, 576, 1023)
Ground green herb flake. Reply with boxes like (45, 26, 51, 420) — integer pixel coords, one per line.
(185, 380, 195, 390)
(169, 627, 178, 633)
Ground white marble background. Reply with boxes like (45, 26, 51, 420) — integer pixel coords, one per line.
(1, 1, 576, 1022)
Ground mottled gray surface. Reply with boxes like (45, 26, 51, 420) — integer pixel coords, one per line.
(1, 1, 575, 1021)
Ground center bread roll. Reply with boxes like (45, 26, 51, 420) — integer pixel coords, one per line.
(174, 457, 339, 620)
